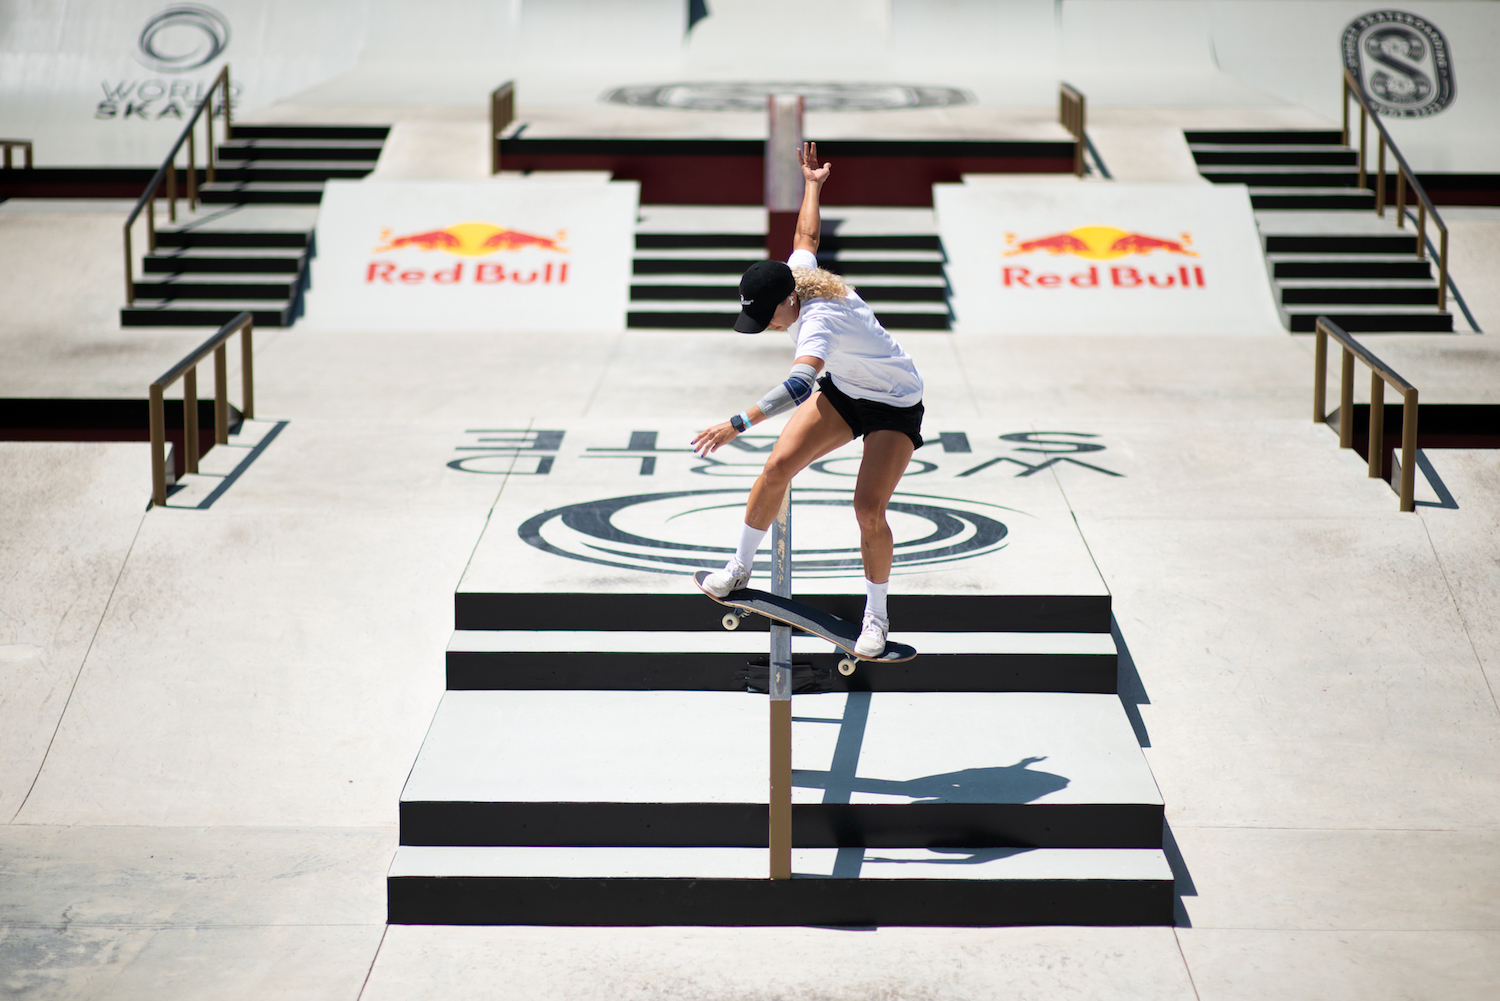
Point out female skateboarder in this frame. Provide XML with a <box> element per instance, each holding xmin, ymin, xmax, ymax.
<box><xmin>692</xmin><ymin>142</ymin><xmax>924</xmax><ymax>658</ymax></box>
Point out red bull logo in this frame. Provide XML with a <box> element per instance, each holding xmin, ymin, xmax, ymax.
<box><xmin>374</xmin><ymin>222</ymin><xmax>567</xmax><ymax>256</ymax></box>
<box><xmin>1002</xmin><ymin>225</ymin><xmax>1203</xmax><ymax>290</ymax></box>
<box><xmin>367</xmin><ymin>221</ymin><xmax>569</xmax><ymax>287</ymax></box>
<box><xmin>1004</xmin><ymin>226</ymin><xmax>1197</xmax><ymax>259</ymax></box>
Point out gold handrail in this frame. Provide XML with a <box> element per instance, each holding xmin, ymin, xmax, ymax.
<box><xmin>1341</xmin><ymin>69</ymin><xmax>1449</xmax><ymax>312</ymax></box>
<box><xmin>490</xmin><ymin>80</ymin><xmax>515</xmax><ymax>175</ymax></box>
<box><xmin>1059</xmin><ymin>83</ymin><xmax>1085</xmax><ymax>177</ymax></box>
<box><xmin>149</xmin><ymin>311</ymin><xmax>254</xmax><ymax>507</ymax></box>
<box><xmin>1</xmin><ymin>139</ymin><xmax>33</xmax><ymax>169</ymax></box>
<box><xmin>124</xmin><ymin>65</ymin><xmax>233</xmax><ymax>305</ymax></box>
<box><xmin>1313</xmin><ymin>315</ymin><xmax>1418</xmax><ymax>512</ymax></box>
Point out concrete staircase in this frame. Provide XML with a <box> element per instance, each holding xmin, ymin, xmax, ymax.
<box><xmin>628</xmin><ymin>208</ymin><xmax>952</xmax><ymax>331</ymax></box>
<box><xmin>1186</xmin><ymin>129</ymin><xmax>1453</xmax><ymax>333</ymax></box>
<box><xmin>120</xmin><ymin>125</ymin><xmax>388</xmax><ymax>327</ymax></box>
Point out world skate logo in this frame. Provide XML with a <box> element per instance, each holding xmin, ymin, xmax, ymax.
<box><xmin>1342</xmin><ymin>11</ymin><xmax>1455</xmax><ymax>118</ymax></box>
<box><xmin>135</xmin><ymin>4</ymin><xmax>230</xmax><ymax>73</ymax></box>
<box><xmin>518</xmin><ymin>488</ymin><xmax>1012</xmax><ymax>579</ymax></box>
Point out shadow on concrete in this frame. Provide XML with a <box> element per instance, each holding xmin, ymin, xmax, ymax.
<box><xmin>1113</xmin><ymin>615</ymin><xmax>1150</xmax><ymax>747</ymax></box>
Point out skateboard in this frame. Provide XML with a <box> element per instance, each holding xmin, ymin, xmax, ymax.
<box><xmin>694</xmin><ymin>570</ymin><xmax>918</xmax><ymax>676</ymax></box>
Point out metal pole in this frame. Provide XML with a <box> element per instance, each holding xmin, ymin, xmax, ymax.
<box><xmin>1358</xmin><ymin>109</ymin><xmax>1367</xmax><ymax>191</ymax></box>
<box><xmin>150</xmin><ymin>383</ymin><xmax>167</xmax><ymax>506</ymax></box>
<box><xmin>1341</xmin><ymin>77</ymin><xmax>1349</xmax><ymax>147</ymax></box>
<box><xmin>214</xmin><ymin>343</ymin><xmax>229</xmax><ymax>444</ymax></box>
<box><xmin>1376</xmin><ymin>134</ymin><xmax>1386</xmax><ymax>217</ymax></box>
<box><xmin>1313</xmin><ymin>322</ymin><xmax>1328</xmax><ymax>422</ymax></box>
<box><xmin>167</xmin><ymin>160</ymin><xmax>177</xmax><ymax>223</ymax></box>
<box><xmin>124</xmin><ymin>224</ymin><xmax>135</xmax><ymax>304</ymax></box>
<box><xmin>1395</xmin><ymin>169</ymin><xmax>1406</xmax><ymax>228</ymax></box>
<box><xmin>1399</xmin><ymin>388</ymin><xmax>1418</xmax><ymax>512</ymax></box>
<box><xmin>188</xmin><ymin>128</ymin><xmax>197</xmax><ymax>212</ymax></box>
<box><xmin>1368</xmin><ymin>371</ymin><xmax>1385</xmax><ymax>480</ymax></box>
<box><xmin>184</xmin><ymin>365</ymin><xmax>200</xmax><ymax>475</ymax></box>
<box><xmin>1338</xmin><ymin>347</ymin><xmax>1355</xmax><ymax>449</ymax></box>
<box><xmin>1417</xmin><ymin>201</ymin><xmax>1427</xmax><ymax>260</ymax></box>
<box><xmin>1437</xmin><ymin>227</ymin><xmax>1449</xmax><ymax>312</ymax></box>
<box><xmin>240</xmin><ymin>321</ymin><xmax>255</xmax><ymax>419</ymax></box>
<box><xmin>764</xmin><ymin>93</ymin><xmax>805</xmax><ymax>262</ymax></box>
<box><xmin>768</xmin><ymin>486</ymin><xmax>793</xmax><ymax>881</ymax></box>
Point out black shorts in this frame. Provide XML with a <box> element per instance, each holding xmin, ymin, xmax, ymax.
<box><xmin>818</xmin><ymin>375</ymin><xmax>924</xmax><ymax>450</ymax></box>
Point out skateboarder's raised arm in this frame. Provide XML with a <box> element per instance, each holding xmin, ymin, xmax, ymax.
<box><xmin>793</xmin><ymin>142</ymin><xmax>831</xmax><ymax>255</ymax></box>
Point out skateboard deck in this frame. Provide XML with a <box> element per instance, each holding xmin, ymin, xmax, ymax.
<box><xmin>694</xmin><ymin>571</ymin><xmax>918</xmax><ymax>668</ymax></box>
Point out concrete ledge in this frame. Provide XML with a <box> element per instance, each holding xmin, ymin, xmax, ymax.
<box><xmin>386</xmin><ymin>846</ymin><xmax>1175</xmax><ymax>926</ymax></box>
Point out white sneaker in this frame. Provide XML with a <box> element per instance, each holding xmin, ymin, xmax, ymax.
<box><xmin>853</xmin><ymin>613</ymin><xmax>889</xmax><ymax>658</ymax></box>
<box><xmin>700</xmin><ymin>558</ymin><xmax>751</xmax><ymax>597</ymax></box>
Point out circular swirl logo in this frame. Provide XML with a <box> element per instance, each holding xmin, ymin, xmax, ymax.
<box><xmin>517</xmin><ymin>488</ymin><xmax>1014</xmax><ymax>579</ymax></box>
<box><xmin>603</xmin><ymin>81</ymin><xmax>973</xmax><ymax>113</ymax></box>
<box><xmin>137</xmin><ymin>4</ymin><xmax>231</xmax><ymax>73</ymax></box>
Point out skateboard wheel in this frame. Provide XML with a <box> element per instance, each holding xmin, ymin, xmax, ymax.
<box><xmin>838</xmin><ymin>657</ymin><xmax>857</xmax><ymax>676</ymax></box>
<box><xmin>722</xmin><ymin>613</ymin><xmax>740</xmax><ymax>631</ymax></box>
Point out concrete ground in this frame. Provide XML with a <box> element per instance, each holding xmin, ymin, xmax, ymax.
<box><xmin>3</xmin><ymin>109</ymin><xmax>1500</xmax><ymax>999</ymax></box>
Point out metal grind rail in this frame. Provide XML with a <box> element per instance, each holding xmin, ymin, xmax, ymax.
<box><xmin>1</xmin><ymin>139</ymin><xmax>33</xmax><ymax>168</ymax></box>
<box><xmin>123</xmin><ymin>65</ymin><xmax>233</xmax><ymax>304</ymax></box>
<box><xmin>768</xmin><ymin>488</ymin><xmax>793</xmax><ymax>880</ymax></box>
<box><xmin>1341</xmin><ymin>68</ymin><xmax>1450</xmax><ymax>311</ymax></box>
<box><xmin>1313</xmin><ymin>315</ymin><xmax>1418</xmax><ymax>512</ymax></box>
<box><xmin>150</xmin><ymin>311</ymin><xmax>254</xmax><ymax>506</ymax></box>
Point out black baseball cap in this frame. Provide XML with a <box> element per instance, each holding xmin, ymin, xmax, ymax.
<box><xmin>733</xmin><ymin>260</ymin><xmax>795</xmax><ymax>333</ymax></box>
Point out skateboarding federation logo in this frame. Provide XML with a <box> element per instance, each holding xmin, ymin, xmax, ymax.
<box><xmin>135</xmin><ymin>4</ymin><xmax>230</xmax><ymax>73</ymax></box>
<box><xmin>518</xmin><ymin>488</ymin><xmax>1013</xmax><ymax>579</ymax></box>
<box><xmin>1343</xmin><ymin>11</ymin><xmax>1455</xmax><ymax>118</ymax></box>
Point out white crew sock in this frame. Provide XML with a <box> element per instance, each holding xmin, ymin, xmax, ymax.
<box><xmin>734</xmin><ymin>523</ymin><xmax>768</xmax><ymax>570</ymax></box>
<box><xmin>864</xmin><ymin>579</ymin><xmax>889</xmax><ymax>620</ymax></box>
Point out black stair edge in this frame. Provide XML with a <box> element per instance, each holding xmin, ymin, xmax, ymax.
<box><xmin>399</xmin><ymin>802</ymin><xmax>1165</xmax><ymax>850</ymax></box>
<box><xmin>200</xmin><ymin>188</ymin><xmax>325</xmax><ymax>205</ymax></box>
<box><xmin>628</xmin><ymin>311</ymin><xmax>737</xmax><ymax>328</ymax></box>
<box><xmin>1250</xmin><ymin>193</ymin><xmax>1375</xmax><ymax>209</ymax></box>
<box><xmin>213</xmin><ymin>167</ymin><xmax>375</xmax><ymax>181</ymax></box>
<box><xmin>1287</xmin><ymin>312</ymin><xmax>1453</xmax><ymax>333</ymax></box>
<box><xmin>446</xmin><ymin>650</ymin><xmax>1119</xmax><ymax>694</ymax></box>
<box><xmin>635</xmin><ymin>234</ymin><xmax>765</xmax><ymax>250</ymax></box>
<box><xmin>0</xmin><ymin>398</ymin><xmax>233</xmax><ymax>433</ymax></box>
<box><xmin>1204</xmin><ymin>173</ymin><xmax>1358</xmax><ymax>188</ymax></box>
<box><xmin>120</xmin><ymin>304</ymin><xmax>292</xmax><ymax>327</ymax></box>
<box><xmin>230</xmin><ymin>124</ymin><xmax>391</xmax><ymax>140</ymax></box>
<box><xmin>1281</xmin><ymin>289</ymin><xmax>1438</xmax><ymax>306</ymax></box>
<box><xmin>820</xmin><ymin>260</ymin><xmax>946</xmax><ymax>277</ymax></box>
<box><xmin>1264</xmin><ymin>235</ymin><xmax>1419</xmax><ymax>253</ymax></box>
<box><xmin>1183</xmin><ymin>130</ymin><xmax>1344</xmax><ymax>145</ymax></box>
<box><xmin>387</xmin><ymin>872</ymin><xmax>1176</xmax><ymax>927</ymax></box>
<box><xmin>1273</xmin><ymin>262</ymin><xmax>1432</xmax><ymax>279</ymax></box>
<box><xmin>1191</xmin><ymin>150</ymin><xmax>1357</xmax><ymax>166</ymax></box>
<box><xmin>879</xmin><ymin>312</ymin><xmax>952</xmax><ymax>330</ymax></box>
<box><xmin>634</xmin><ymin>259</ymin><xmax>759</xmax><ymax>274</ymax></box>
<box><xmin>133</xmin><ymin>282</ymin><xmax>294</xmax><ymax>300</ymax></box>
<box><xmin>155</xmin><ymin>231</ymin><xmax>310</xmax><ymax>249</ymax></box>
<box><xmin>1330</xmin><ymin>402</ymin><xmax>1500</xmax><ymax>440</ymax></box>
<box><xmin>142</xmin><ymin>258</ymin><xmax>304</xmax><ymax>274</ymax></box>
<box><xmin>454</xmin><ymin>592</ymin><xmax>1112</xmax><ymax>634</ymax></box>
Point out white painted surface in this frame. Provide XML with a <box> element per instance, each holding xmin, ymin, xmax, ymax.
<box><xmin>304</xmin><ymin>179</ymin><xmax>637</xmax><ymax>332</ymax></box>
<box><xmin>455</xmin><ymin>419</ymin><xmax>1110</xmax><ymax>598</ymax></box>
<box><xmin>400</xmin><ymin>690</ymin><xmax>1160</xmax><ymax>806</ymax></box>
<box><xmin>936</xmin><ymin>181</ymin><xmax>1284</xmax><ymax>335</ymax></box>
<box><xmin>390</xmin><ymin>844</ymin><xmax>1173</xmax><ymax>881</ymax></box>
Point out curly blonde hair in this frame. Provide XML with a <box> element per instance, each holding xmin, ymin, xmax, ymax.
<box><xmin>792</xmin><ymin>266</ymin><xmax>852</xmax><ymax>302</ymax></box>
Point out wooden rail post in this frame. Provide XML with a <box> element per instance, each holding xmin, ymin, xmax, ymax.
<box><xmin>183</xmin><ymin>365</ymin><xmax>199</xmax><ymax>475</ymax></box>
<box><xmin>768</xmin><ymin>487</ymin><xmax>793</xmax><ymax>881</ymax></box>
<box><xmin>213</xmin><ymin>343</ymin><xmax>229</xmax><ymax>444</ymax></box>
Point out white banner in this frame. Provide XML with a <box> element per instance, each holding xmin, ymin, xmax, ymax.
<box><xmin>935</xmin><ymin>181</ymin><xmax>1283</xmax><ymax>335</ymax></box>
<box><xmin>304</xmin><ymin>179</ymin><xmax>638</xmax><ymax>332</ymax></box>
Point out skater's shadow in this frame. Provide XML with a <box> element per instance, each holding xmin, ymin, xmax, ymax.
<box><xmin>794</xmin><ymin>756</ymin><xmax>1069</xmax><ymax>804</ymax></box>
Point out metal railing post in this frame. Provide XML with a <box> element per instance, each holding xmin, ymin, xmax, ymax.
<box><xmin>1437</xmin><ymin>227</ymin><xmax>1449</xmax><ymax>311</ymax></box>
<box><xmin>147</xmin><ymin>195</ymin><xmax>156</xmax><ymax>252</ymax></box>
<box><xmin>1395</xmin><ymin>168</ymin><xmax>1406</xmax><ymax>228</ymax></box>
<box><xmin>150</xmin><ymin>383</ymin><xmax>167</xmax><ymax>506</ymax></box>
<box><xmin>167</xmin><ymin>159</ymin><xmax>177</xmax><ymax>223</ymax></box>
<box><xmin>213</xmin><ymin>343</ymin><xmax>229</xmax><ymax>444</ymax></box>
<box><xmin>222</xmin><ymin>66</ymin><xmax>233</xmax><ymax>141</ymax></box>
<box><xmin>1338</xmin><ymin>347</ymin><xmax>1355</xmax><ymax>449</ymax></box>
<box><xmin>183</xmin><ymin>365</ymin><xmax>200</xmax><ymax>475</ymax></box>
<box><xmin>768</xmin><ymin>487</ymin><xmax>793</xmax><ymax>881</ymax></box>
<box><xmin>1341</xmin><ymin>77</ymin><xmax>1349</xmax><ymax>147</ymax></box>
<box><xmin>1416</xmin><ymin>201</ymin><xmax>1427</xmax><ymax>260</ymax></box>
<box><xmin>124</xmin><ymin>225</ymin><xmax>135</xmax><ymax>304</ymax></box>
<box><xmin>1367</xmin><ymin>371</ymin><xmax>1385</xmax><ymax>479</ymax></box>
<box><xmin>1358</xmin><ymin>107</ymin><xmax>1367</xmax><ymax>190</ymax></box>
<box><xmin>1313</xmin><ymin>321</ymin><xmax>1328</xmax><ymax>422</ymax></box>
<box><xmin>187</xmin><ymin>127</ymin><xmax>197</xmax><ymax>212</ymax></box>
<box><xmin>1376</xmin><ymin>134</ymin><xmax>1386</xmax><ymax>217</ymax></box>
<box><xmin>241</xmin><ymin>321</ymin><xmax>255</xmax><ymax>419</ymax></box>
<box><xmin>1399</xmin><ymin>389</ymin><xmax>1418</xmax><ymax>512</ymax></box>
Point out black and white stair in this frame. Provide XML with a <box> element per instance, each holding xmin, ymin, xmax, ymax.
<box><xmin>122</xmin><ymin>124</ymin><xmax>389</xmax><ymax>327</ymax></box>
<box><xmin>390</xmin><ymin>587</ymin><xmax>1172</xmax><ymax>927</ymax></box>
<box><xmin>1186</xmin><ymin>129</ymin><xmax>1453</xmax><ymax>333</ymax></box>
<box><xmin>628</xmin><ymin>209</ymin><xmax>952</xmax><ymax>332</ymax></box>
